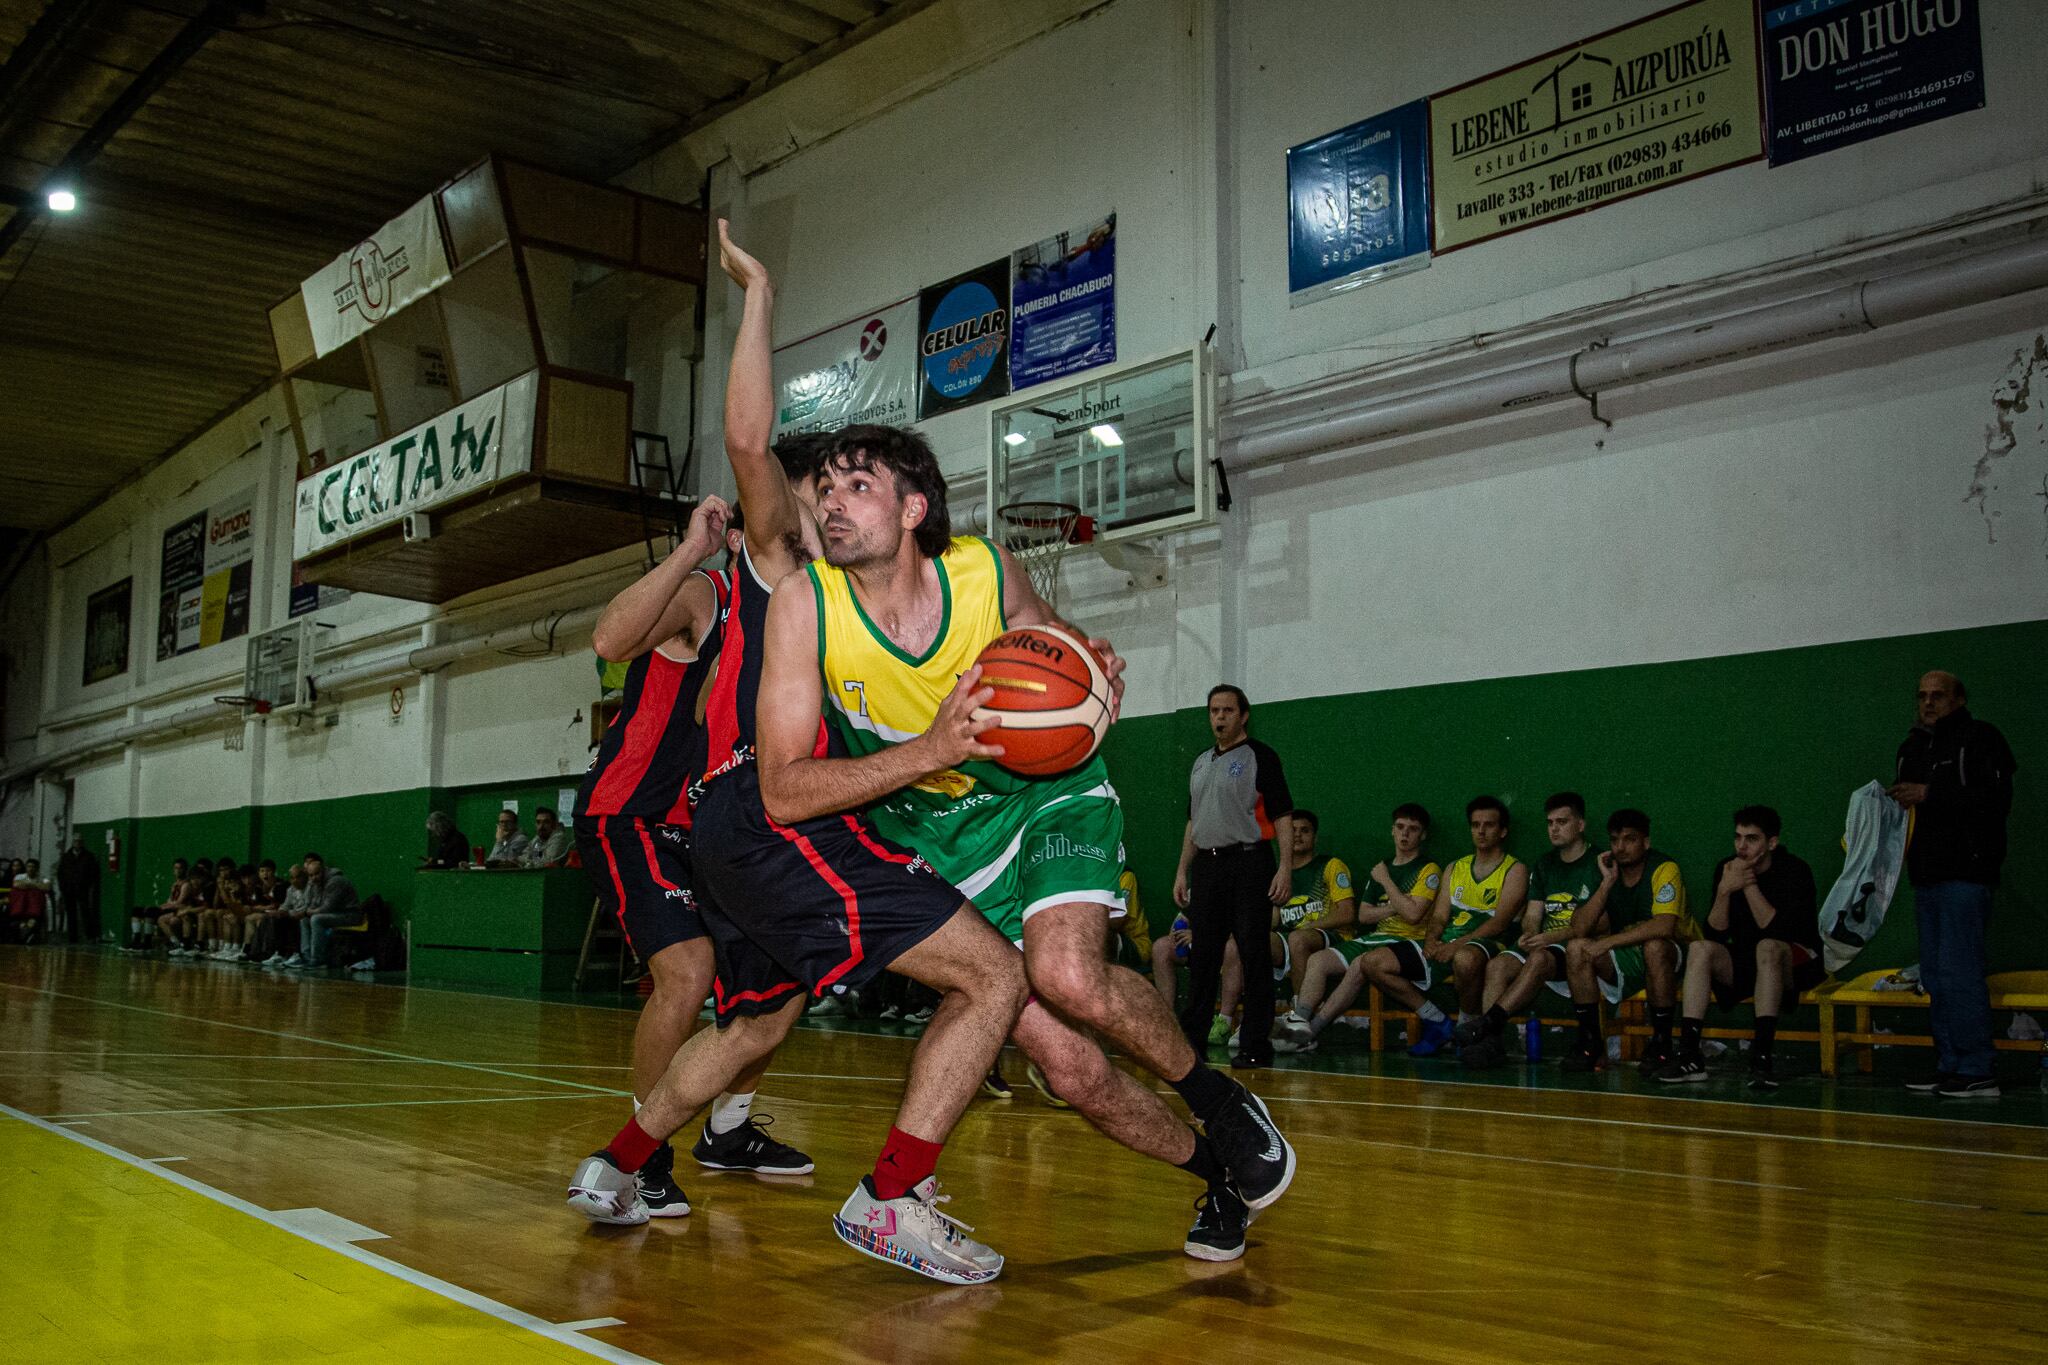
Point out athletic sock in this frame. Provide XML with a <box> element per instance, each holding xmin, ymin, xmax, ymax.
<box><xmin>873</xmin><ymin>1126</ymin><xmax>943</xmax><ymax>1201</ymax></box>
<box><xmin>1176</xmin><ymin>1131</ymin><xmax>1228</xmax><ymax>1187</ymax></box>
<box><xmin>1482</xmin><ymin>1005</ymin><xmax>1510</xmax><ymax>1038</ymax></box>
<box><xmin>1417</xmin><ymin>999</ymin><xmax>1447</xmax><ymax>1024</ymax></box>
<box><xmin>603</xmin><ymin>1116</ymin><xmax>662</xmax><ymax>1173</ymax></box>
<box><xmin>1572</xmin><ymin>1004</ymin><xmax>1601</xmax><ymax>1053</ymax></box>
<box><xmin>1680</xmin><ymin>1018</ymin><xmax>1705</xmax><ymax>1059</ymax></box>
<box><xmin>1753</xmin><ymin>1015</ymin><xmax>1778</xmax><ymax>1062</ymax></box>
<box><xmin>1649</xmin><ymin>1006</ymin><xmax>1675</xmax><ymax>1050</ymax></box>
<box><xmin>1166</xmin><ymin>1060</ymin><xmax>1235</xmax><ymax>1123</ymax></box>
<box><xmin>708</xmin><ymin>1091</ymin><xmax>755</xmax><ymax>1135</ymax></box>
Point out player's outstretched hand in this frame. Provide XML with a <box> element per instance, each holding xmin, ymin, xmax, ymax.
<box><xmin>682</xmin><ymin>495</ymin><xmax>731</xmax><ymax>555</ymax></box>
<box><xmin>921</xmin><ymin>665</ymin><xmax>1003</xmax><ymax>768</ymax></box>
<box><xmin>717</xmin><ymin>219</ymin><xmax>771</xmax><ymax>292</ymax></box>
<box><xmin>1086</xmin><ymin>635</ymin><xmax>1127</xmax><ymax>717</ymax></box>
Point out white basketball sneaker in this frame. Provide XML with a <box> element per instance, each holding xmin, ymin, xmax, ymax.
<box><xmin>832</xmin><ymin>1176</ymin><xmax>1003</xmax><ymax>1284</ymax></box>
<box><xmin>566</xmin><ymin>1152</ymin><xmax>650</xmax><ymax>1226</ymax></box>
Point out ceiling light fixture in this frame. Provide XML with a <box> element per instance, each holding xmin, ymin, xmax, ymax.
<box><xmin>47</xmin><ymin>189</ymin><xmax>78</xmax><ymax>213</ymax></box>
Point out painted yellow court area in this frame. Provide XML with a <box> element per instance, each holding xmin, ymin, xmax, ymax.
<box><xmin>0</xmin><ymin>1113</ymin><xmax>626</xmax><ymax>1364</ymax></box>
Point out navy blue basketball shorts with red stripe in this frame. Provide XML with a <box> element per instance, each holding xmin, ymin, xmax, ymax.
<box><xmin>575</xmin><ymin>816</ymin><xmax>704</xmax><ymax>959</ymax></box>
<box><xmin>689</xmin><ymin>764</ymin><xmax>964</xmax><ymax>1025</ymax></box>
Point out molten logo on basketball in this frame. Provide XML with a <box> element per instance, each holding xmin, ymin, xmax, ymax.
<box><xmin>989</xmin><ymin>630</ymin><xmax>1066</xmax><ymax>665</ymax></box>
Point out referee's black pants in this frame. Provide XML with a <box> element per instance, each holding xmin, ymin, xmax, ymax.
<box><xmin>1179</xmin><ymin>842</ymin><xmax>1276</xmax><ymax>1058</ymax></box>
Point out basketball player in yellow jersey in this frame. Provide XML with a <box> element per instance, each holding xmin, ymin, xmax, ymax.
<box><xmin>756</xmin><ymin>425</ymin><xmax>1297</xmax><ymax>1262</ymax></box>
<box><xmin>1418</xmin><ymin>795</ymin><xmax>1528</xmax><ymax>1047</ymax></box>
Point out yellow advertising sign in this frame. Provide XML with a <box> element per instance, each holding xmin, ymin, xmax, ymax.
<box><xmin>1430</xmin><ymin>0</ymin><xmax>1763</xmax><ymax>252</ymax></box>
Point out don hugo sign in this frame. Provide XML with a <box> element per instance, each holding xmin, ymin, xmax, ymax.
<box><xmin>294</xmin><ymin>371</ymin><xmax>539</xmax><ymax>558</ymax></box>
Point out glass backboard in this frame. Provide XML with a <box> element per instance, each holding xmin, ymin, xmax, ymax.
<box><xmin>988</xmin><ymin>347</ymin><xmax>1213</xmax><ymax>544</ymax></box>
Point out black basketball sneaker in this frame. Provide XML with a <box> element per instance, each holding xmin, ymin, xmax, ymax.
<box><xmin>691</xmin><ymin>1115</ymin><xmax>815</xmax><ymax>1175</ymax></box>
<box><xmin>1201</xmin><ymin>1081</ymin><xmax>1295</xmax><ymax>1211</ymax></box>
<box><xmin>636</xmin><ymin>1141</ymin><xmax>692</xmax><ymax>1217</ymax></box>
<box><xmin>1183</xmin><ymin>1183</ymin><xmax>1249</xmax><ymax>1262</ymax></box>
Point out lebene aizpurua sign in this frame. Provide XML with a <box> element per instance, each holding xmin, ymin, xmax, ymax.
<box><xmin>293</xmin><ymin>370</ymin><xmax>538</xmax><ymax>558</ymax></box>
<box><xmin>1429</xmin><ymin>0</ymin><xmax>1763</xmax><ymax>252</ymax></box>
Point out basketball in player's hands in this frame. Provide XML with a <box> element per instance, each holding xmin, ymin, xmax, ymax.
<box><xmin>970</xmin><ymin>625</ymin><xmax>1115</xmax><ymax>777</ymax></box>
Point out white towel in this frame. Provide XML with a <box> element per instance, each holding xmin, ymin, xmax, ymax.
<box><xmin>1819</xmin><ymin>781</ymin><xmax>1910</xmax><ymax>975</ymax></box>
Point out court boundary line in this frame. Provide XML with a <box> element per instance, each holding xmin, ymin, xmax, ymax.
<box><xmin>9</xmin><ymin>979</ymin><xmax>2039</xmax><ymax>1156</ymax></box>
<box><xmin>17</xmin><ymin>960</ymin><xmax>2042</xmax><ymax>1133</ymax></box>
<box><xmin>42</xmin><ymin>1091</ymin><xmax>615</xmax><ymax>1121</ymax></box>
<box><xmin>0</xmin><ymin>982</ymin><xmax>626</xmax><ymax>1096</ymax></box>
<box><xmin>0</xmin><ymin>1101</ymin><xmax>657</xmax><ymax>1364</ymax></box>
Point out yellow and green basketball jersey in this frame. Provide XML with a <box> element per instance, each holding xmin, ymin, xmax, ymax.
<box><xmin>1279</xmin><ymin>856</ymin><xmax>1353</xmax><ymax>930</ymax></box>
<box><xmin>1441</xmin><ymin>852</ymin><xmax>1519</xmax><ymax>941</ymax></box>
<box><xmin>809</xmin><ymin>535</ymin><xmax>1118</xmax><ymax>935</ymax></box>
<box><xmin>1605</xmin><ymin>852</ymin><xmax>1696</xmax><ymax>940</ymax></box>
<box><xmin>1358</xmin><ymin>854</ymin><xmax>1441</xmax><ymax>941</ymax></box>
<box><xmin>1528</xmin><ymin>846</ymin><xmax>1603</xmax><ymax>935</ymax></box>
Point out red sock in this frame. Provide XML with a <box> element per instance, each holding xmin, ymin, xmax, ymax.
<box><xmin>871</xmin><ymin>1126</ymin><xmax>943</xmax><ymax>1201</ymax></box>
<box><xmin>604</xmin><ymin>1116</ymin><xmax>661</xmax><ymax>1172</ymax></box>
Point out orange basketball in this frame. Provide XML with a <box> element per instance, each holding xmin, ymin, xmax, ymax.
<box><xmin>971</xmin><ymin>624</ymin><xmax>1114</xmax><ymax>777</ymax></box>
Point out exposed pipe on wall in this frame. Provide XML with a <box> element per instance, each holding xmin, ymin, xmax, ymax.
<box><xmin>0</xmin><ymin>600</ymin><xmax>610</xmax><ymax>784</ymax></box>
<box><xmin>1224</xmin><ymin>232</ymin><xmax>2048</xmax><ymax>469</ymax></box>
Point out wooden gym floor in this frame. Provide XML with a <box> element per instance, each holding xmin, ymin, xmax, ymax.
<box><xmin>2</xmin><ymin>947</ymin><xmax>2044</xmax><ymax>1363</ymax></box>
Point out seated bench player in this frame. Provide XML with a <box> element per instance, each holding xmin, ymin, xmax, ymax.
<box><xmin>1560</xmin><ymin>808</ymin><xmax>1693</xmax><ymax>1072</ymax></box>
<box><xmin>1658</xmin><ymin>805</ymin><xmax>1820</xmax><ymax>1091</ymax></box>
<box><xmin>1274</xmin><ymin>803</ymin><xmax>1440</xmax><ymax>1055</ymax></box>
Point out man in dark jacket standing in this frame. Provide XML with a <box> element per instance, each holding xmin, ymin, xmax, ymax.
<box><xmin>1890</xmin><ymin>671</ymin><xmax>2017</xmax><ymax>1099</ymax></box>
<box><xmin>57</xmin><ymin>835</ymin><xmax>101</xmax><ymax>944</ymax></box>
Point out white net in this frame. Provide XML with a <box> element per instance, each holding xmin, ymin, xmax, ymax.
<box><xmin>997</xmin><ymin>502</ymin><xmax>1083</xmax><ymax>610</ymax></box>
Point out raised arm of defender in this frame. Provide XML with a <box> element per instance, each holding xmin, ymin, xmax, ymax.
<box><xmin>590</xmin><ymin>496</ymin><xmax>730</xmax><ymax>662</ymax></box>
<box><xmin>756</xmin><ymin>579</ymin><xmax>1003</xmax><ymax>825</ymax></box>
<box><xmin>717</xmin><ymin>221</ymin><xmax>814</xmax><ymax>580</ymax></box>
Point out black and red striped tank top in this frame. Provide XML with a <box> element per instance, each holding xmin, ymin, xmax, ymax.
<box><xmin>697</xmin><ymin>541</ymin><xmax>829</xmax><ymax>794</ymax></box>
<box><xmin>576</xmin><ymin>568</ymin><xmax>730</xmax><ymax>828</ymax></box>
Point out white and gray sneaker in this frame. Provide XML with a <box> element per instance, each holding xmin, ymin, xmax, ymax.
<box><xmin>1272</xmin><ymin>1023</ymin><xmax>1318</xmax><ymax>1055</ymax></box>
<box><xmin>567</xmin><ymin>1151</ymin><xmax>651</xmax><ymax>1226</ymax></box>
<box><xmin>832</xmin><ymin>1175</ymin><xmax>1003</xmax><ymax>1285</ymax></box>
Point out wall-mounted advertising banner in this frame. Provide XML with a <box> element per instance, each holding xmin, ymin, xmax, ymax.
<box><xmin>294</xmin><ymin>370</ymin><xmax>538</xmax><ymax>559</ymax></box>
<box><xmin>1010</xmin><ymin>214</ymin><xmax>1117</xmax><ymax>389</ymax></box>
<box><xmin>772</xmin><ymin>298</ymin><xmax>917</xmax><ymax>441</ymax></box>
<box><xmin>84</xmin><ymin>578</ymin><xmax>131</xmax><ymax>685</ymax></box>
<box><xmin>300</xmin><ymin>194</ymin><xmax>453</xmax><ymax>359</ymax></box>
<box><xmin>1288</xmin><ymin>101</ymin><xmax>1432</xmax><ymax>305</ymax></box>
<box><xmin>156</xmin><ymin>489</ymin><xmax>254</xmax><ymax>661</ymax></box>
<box><xmin>1429</xmin><ymin>0</ymin><xmax>1764</xmax><ymax>253</ymax></box>
<box><xmin>917</xmin><ymin>259</ymin><xmax>1012</xmax><ymax>420</ymax></box>
<box><xmin>1762</xmin><ymin>0</ymin><xmax>1982</xmax><ymax>166</ymax></box>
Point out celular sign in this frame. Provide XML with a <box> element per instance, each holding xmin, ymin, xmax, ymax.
<box><xmin>917</xmin><ymin>259</ymin><xmax>1012</xmax><ymax>419</ymax></box>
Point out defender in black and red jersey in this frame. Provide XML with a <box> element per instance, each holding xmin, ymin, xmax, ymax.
<box><xmin>572</xmin><ymin>492</ymin><xmax>812</xmax><ymax>1217</ymax></box>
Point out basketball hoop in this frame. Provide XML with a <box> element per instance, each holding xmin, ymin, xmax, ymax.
<box><xmin>213</xmin><ymin>694</ymin><xmax>271</xmax><ymax>752</ymax></box>
<box><xmin>997</xmin><ymin>501</ymin><xmax>1093</xmax><ymax>610</ymax></box>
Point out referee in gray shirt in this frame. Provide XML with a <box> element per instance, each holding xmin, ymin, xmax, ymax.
<box><xmin>1174</xmin><ymin>684</ymin><xmax>1296</xmax><ymax>1066</ymax></box>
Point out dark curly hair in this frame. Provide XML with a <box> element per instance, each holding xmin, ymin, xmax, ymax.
<box><xmin>824</xmin><ymin>424</ymin><xmax>951</xmax><ymax>559</ymax></box>
<box><xmin>771</xmin><ymin>430</ymin><xmax>834</xmax><ymax>483</ymax></box>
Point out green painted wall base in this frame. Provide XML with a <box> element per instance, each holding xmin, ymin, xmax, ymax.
<box><xmin>1099</xmin><ymin>618</ymin><xmax>2047</xmax><ymax>973</ymax></box>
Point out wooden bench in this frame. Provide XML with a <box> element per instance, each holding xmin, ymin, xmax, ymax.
<box><xmin>1805</xmin><ymin>969</ymin><xmax>2048</xmax><ymax>1077</ymax></box>
<box><xmin>1359</xmin><ymin>971</ymin><xmax>2048</xmax><ymax>1077</ymax></box>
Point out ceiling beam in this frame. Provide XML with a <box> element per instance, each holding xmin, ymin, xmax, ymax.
<box><xmin>0</xmin><ymin>0</ymin><xmax>113</xmax><ymax>124</ymax></box>
<box><xmin>0</xmin><ymin>0</ymin><xmax>253</xmax><ymax>264</ymax></box>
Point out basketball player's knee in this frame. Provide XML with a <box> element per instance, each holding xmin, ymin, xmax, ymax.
<box><xmin>1564</xmin><ymin>939</ymin><xmax>1594</xmax><ymax>968</ymax></box>
<box><xmin>1027</xmin><ymin>950</ymin><xmax>1108</xmax><ymax>1024</ymax></box>
<box><xmin>1754</xmin><ymin>939</ymin><xmax>1789</xmax><ymax>968</ymax></box>
<box><xmin>1645</xmin><ymin>939</ymin><xmax>1677</xmax><ymax>971</ymax></box>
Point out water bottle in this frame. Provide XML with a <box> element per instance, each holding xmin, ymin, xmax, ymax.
<box><xmin>1525</xmin><ymin>1014</ymin><xmax>1542</xmax><ymax>1062</ymax></box>
<box><xmin>1171</xmin><ymin>913</ymin><xmax>1190</xmax><ymax>961</ymax></box>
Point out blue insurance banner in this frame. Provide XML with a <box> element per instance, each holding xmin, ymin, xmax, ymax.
<box><xmin>1287</xmin><ymin>98</ymin><xmax>1431</xmax><ymax>304</ymax></box>
<box><xmin>1763</xmin><ymin>0</ymin><xmax>1983</xmax><ymax>166</ymax></box>
<box><xmin>1009</xmin><ymin>213</ymin><xmax>1117</xmax><ymax>390</ymax></box>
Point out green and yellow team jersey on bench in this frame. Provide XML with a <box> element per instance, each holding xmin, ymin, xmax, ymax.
<box><xmin>810</xmin><ymin>535</ymin><xmax>1124</xmax><ymax>943</ymax></box>
<box><xmin>1440</xmin><ymin>852</ymin><xmax>1519</xmax><ymax>943</ymax></box>
<box><xmin>1527</xmin><ymin>846</ymin><xmax>1604</xmax><ymax>935</ymax></box>
<box><xmin>1280</xmin><ymin>855</ymin><xmax>1354</xmax><ymax>931</ymax></box>
<box><xmin>1352</xmin><ymin>854</ymin><xmax>1441</xmax><ymax>942</ymax></box>
<box><xmin>1603</xmin><ymin>852</ymin><xmax>1694</xmax><ymax>939</ymax></box>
